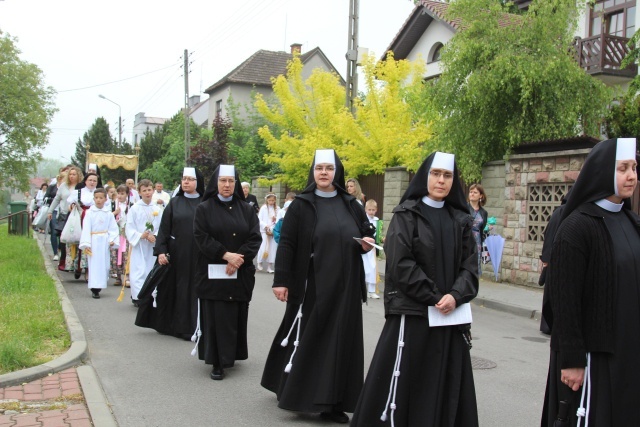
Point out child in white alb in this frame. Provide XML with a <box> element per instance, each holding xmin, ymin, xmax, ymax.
<box><xmin>126</xmin><ymin>179</ymin><xmax>162</xmax><ymax>306</ymax></box>
<box><xmin>79</xmin><ymin>188</ymin><xmax>119</xmax><ymax>299</ymax></box>
<box><xmin>363</xmin><ymin>199</ymin><xmax>380</xmax><ymax>299</ymax></box>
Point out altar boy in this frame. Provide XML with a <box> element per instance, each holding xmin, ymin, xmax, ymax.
<box><xmin>79</xmin><ymin>188</ymin><xmax>119</xmax><ymax>299</ymax></box>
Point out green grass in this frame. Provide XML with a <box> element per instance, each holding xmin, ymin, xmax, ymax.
<box><xmin>0</xmin><ymin>223</ymin><xmax>69</xmax><ymax>374</ymax></box>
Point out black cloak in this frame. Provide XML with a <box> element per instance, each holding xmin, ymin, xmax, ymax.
<box><xmin>261</xmin><ymin>150</ymin><xmax>374</xmax><ymax>414</ymax></box>
<box><xmin>138</xmin><ymin>168</ymin><xmax>205</xmax><ymax>339</ymax></box>
<box><xmin>193</xmin><ymin>165</ymin><xmax>262</xmax><ymax>368</ymax></box>
<box><xmin>542</xmin><ymin>137</ymin><xmax>640</xmax><ymax>426</ymax></box>
<box><xmin>134</xmin><ymin>262</ymin><xmax>175</xmax><ymax>334</ymax></box>
<box><xmin>351</xmin><ymin>152</ymin><xmax>479</xmax><ymax>427</ymax></box>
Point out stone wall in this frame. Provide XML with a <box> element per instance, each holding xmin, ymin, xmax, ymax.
<box><xmin>479</xmin><ymin>160</ymin><xmax>505</xmax><ymax>281</ymax></box>
<box><xmin>382</xmin><ymin>167</ymin><xmax>411</xmax><ymax>237</ymax></box>
<box><xmin>496</xmin><ymin>149</ymin><xmax>589</xmax><ymax>287</ymax></box>
<box><xmin>251</xmin><ymin>177</ymin><xmax>288</xmax><ymax>208</ymax></box>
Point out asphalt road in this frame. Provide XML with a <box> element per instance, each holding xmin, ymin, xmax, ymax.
<box><xmin>57</xmin><ymin>268</ymin><xmax>550</xmax><ymax>426</ymax></box>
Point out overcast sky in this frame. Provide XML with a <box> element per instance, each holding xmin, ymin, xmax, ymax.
<box><xmin>1</xmin><ymin>0</ymin><xmax>415</xmax><ymax>164</ymax></box>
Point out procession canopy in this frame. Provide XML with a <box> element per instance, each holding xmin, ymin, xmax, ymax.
<box><xmin>88</xmin><ymin>153</ymin><xmax>138</xmax><ymax>171</ymax></box>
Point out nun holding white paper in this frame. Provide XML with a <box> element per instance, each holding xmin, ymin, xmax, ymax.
<box><xmin>352</xmin><ymin>152</ymin><xmax>479</xmax><ymax>427</ymax></box>
<box><xmin>192</xmin><ymin>164</ymin><xmax>262</xmax><ymax>381</ymax></box>
<box><xmin>541</xmin><ymin>138</ymin><xmax>640</xmax><ymax>426</ymax></box>
<box><xmin>261</xmin><ymin>149</ymin><xmax>375</xmax><ymax>424</ymax></box>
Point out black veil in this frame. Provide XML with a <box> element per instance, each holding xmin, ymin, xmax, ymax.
<box><xmin>400</xmin><ymin>152</ymin><xmax>467</xmax><ymax>212</ymax></box>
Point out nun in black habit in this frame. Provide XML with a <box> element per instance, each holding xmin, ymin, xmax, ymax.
<box><xmin>192</xmin><ymin>164</ymin><xmax>262</xmax><ymax>380</ymax></box>
<box><xmin>138</xmin><ymin>167</ymin><xmax>205</xmax><ymax>339</ymax></box>
<box><xmin>261</xmin><ymin>149</ymin><xmax>376</xmax><ymax>424</ymax></box>
<box><xmin>351</xmin><ymin>152</ymin><xmax>479</xmax><ymax>427</ymax></box>
<box><xmin>541</xmin><ymin>137</ymin><xmax>640</xmax><ymax>426</ymax></box>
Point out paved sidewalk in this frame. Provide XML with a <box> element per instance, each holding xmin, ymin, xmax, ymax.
<box><xmin>0</xmin><ymin>368</ymin><xmax>91</xmax><ymax>427</ymax></box>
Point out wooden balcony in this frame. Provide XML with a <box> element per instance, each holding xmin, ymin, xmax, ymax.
<box><xmin>574</xmin><ymin>33</ymin><xmax>637</xmax><ymax>81</ymax></box>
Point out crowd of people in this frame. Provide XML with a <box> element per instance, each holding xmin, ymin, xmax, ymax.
<box><xmin>24</xmin><ymin>138</ymin><xmax>638</xmax><ymax>426</ymax></box>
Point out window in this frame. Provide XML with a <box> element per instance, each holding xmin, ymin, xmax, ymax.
<box><xmin>429</xmin><ymin>43</ymin><xmax>444</xmax><ymax>63</ymax></box>
<box><xmin>590</xmin><ymin>0</ymin><xmax>636</xmax><ymax>37</ymax></box>
<box><xmin>215</xmin><ymin>100</ymin><xmax>222</xmax><ymax>118</ymax></box>
<box><xmin>527</xmin><ymin>183</ymin><xmax>572</xmax><ymax>242</ymax></box>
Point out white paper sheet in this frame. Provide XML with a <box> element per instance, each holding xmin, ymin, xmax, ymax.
<box><xmin>427</xmin><ymin>303</ymin><xmax>472</xmax><ymax>327</ymax></box>
<box><xmin>208</xmin><ymin>264</ymin><xmax>237</xmax><ymax>279</ymax></box>
<box><xmin>353</xmin><ymin>237</ymin><xmax>383</xmax><ymax>251</ymax></box>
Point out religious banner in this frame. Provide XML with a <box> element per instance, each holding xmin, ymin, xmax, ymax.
<box><xmin>88</xmin><ymin>153</ymin><xmax>138</xmax><ymax>171</ymax></box>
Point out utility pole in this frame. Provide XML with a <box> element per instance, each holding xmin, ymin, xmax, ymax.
<box><xmin>183</xmin><ymin>49</ymin><xmax>191</xmax><ymax>165</ymax></box>
<box><xmin>346</xmin><ymin>0</ymin><xmax>359</xmax><ymax>115</ymax></box>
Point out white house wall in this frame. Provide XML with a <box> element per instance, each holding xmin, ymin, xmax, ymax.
<box><xmin>207</xmin><ymin>84</ymin><xmax>273</xmax><ymax>125</ymax></box>
<box><xmin>302</xmin><ymin>55</ymin><xmax>341</xmax><ymax>81</ymax></box>
<box><xmin>406</xmin><ymin>20</ymin><xmax>455</xmax><ymax>79</ymax></box>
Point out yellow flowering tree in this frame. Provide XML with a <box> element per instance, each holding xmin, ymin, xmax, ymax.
<box><xmin>343</xmin><ymin>52</ymin><xmax>432</xmax><ymax>176</ymax></box>
<box><xmin>256</xmin><ymin>53</ymin><xmax>433</xmax><ymax>189</ymax></box>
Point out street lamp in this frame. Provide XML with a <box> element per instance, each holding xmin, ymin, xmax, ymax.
<box><xmin>98</xmin><ymin>94</ymin><xmax>122</xmax><ymax>144</ymax></box>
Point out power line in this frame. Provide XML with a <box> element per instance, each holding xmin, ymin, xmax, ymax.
<box><xmin>57</xmin><ymin>63</ymin><xmax>179</xmax><ymax>93</ymax></box>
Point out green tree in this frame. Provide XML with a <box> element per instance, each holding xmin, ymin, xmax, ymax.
<box><xmin>139</xmin><ymin>124</ymin><xmax>168</xmax><ymax>171</ymax></box>
<box><xmin>605</xmin><ymin>30</ymin><xmax>640</xmax><ymax>139</ymax></box>
<box><xmin>604</xmin><ymin>91</ymin><xmax>640</xmax><ymax>139</ymax></box>
<box><xmin>70</xmin><ymin>117</ymin><xmax>136</xmax><ymax>185</ymax></box>
<box><xmin>140</xmin><ymin>113</ymin><xmax>197</xmax><ymax>188</ymax></box>
<box><xmin>427</xmin><ymin>0</ymin><xmax>611</xmax><ymax>181</ymax></box>
<box><xmin>0</xmin><ymin>31</ymin><xmax>57</xmax><ymax>191</ymax></box>
<box><xmin>71</xmin><ymin>117</ymin><xmax>113</xmax><ymax>169</ymax></box>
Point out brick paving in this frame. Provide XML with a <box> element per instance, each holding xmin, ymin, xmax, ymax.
<box><xmin>0</xmin><ymin>368</ymin><xmax>92</xmax><ymax>427</ymax></box>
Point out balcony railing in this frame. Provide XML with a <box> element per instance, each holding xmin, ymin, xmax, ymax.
<box><xmin>574</xmin><ymin>33</ymin><xmax>637</xmax><ymax>78</ymax></box>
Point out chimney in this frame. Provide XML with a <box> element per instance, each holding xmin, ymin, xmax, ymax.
<box><xmin>188</xmin><ymin>95</ymin><xmax>201</xmax><ymax>108</ymax></box>
<box><xmin>290</xmin><ymin>43</ymin><xmax>302</xmax><ymax>55</ymax></box>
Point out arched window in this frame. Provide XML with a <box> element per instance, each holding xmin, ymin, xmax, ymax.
<box><xmin>430</xmin><ymin>43</ymin><xmax>444</xmax><ymax>63</ymax></box>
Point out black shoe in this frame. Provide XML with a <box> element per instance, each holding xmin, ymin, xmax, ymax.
<box><xmin>132</xmin><ymin>299</ymin><xmax>139</xmax><ymax>307</ymax></box>
<box><xmin>320</xmin><ymin>410</ymin><xmax>349</xmax><ymax>424</ymax></box>
<box><xmin>91</xmin><ymin>291</ymin><xmax>100</xmax><ymax>299</ymax></box>
<box><xmin>74</xmin><ymin>269</ymin><xmax>81</xmax><ymax>279</ymax></box>
<box><xmin>210</xmin><ymin>367</ymin><xmax>225</xmax><ymax>380</ymax></box>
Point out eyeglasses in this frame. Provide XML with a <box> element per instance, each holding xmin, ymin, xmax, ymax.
<box><xmin>314</xmin><ymin>165</ymin><xmax>335</xmax><ymax>172</ymax></box>
<box><xmin>429</xmin><ymin>170</ymin><xmax>454</xmax><ymax>180</ymax></box>
<box><xmin>181</xmin><ymin>177</ymin><xmax>196</xmax><ymax>182</ymax></box>
<box><xmin>218</xmin><ymin>178</ymin><xmax>236</xmax><ymax>184</ymax></box>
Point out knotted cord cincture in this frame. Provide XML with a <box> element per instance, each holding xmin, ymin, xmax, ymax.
<box><xmin>190</xmin><ymin>299</ymin><xmax>202</xmax><ymax>357</ymax></box>
<box><xmin>280</xmin><ymin>279</ymin><xmax>308</xmax><ymax>373</ymax></box>
<box><xmin>380</xmin><ymin>314</ymin><xmax>406</xmax><ymax>426</ymax></box>
<box><xmin>576</xmin><ymin>352</ymin><xmax>592</xmax><ymax>427</ymax></box>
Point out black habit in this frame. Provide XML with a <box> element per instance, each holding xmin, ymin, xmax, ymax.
<box><xmin>152</xmin><ymin>194</ymin><xmax>202</xmax><ymax>339</ymax></box>
<box><xmin>351</xmin><ymin>152</ymin><xmax>479</xmax><ymax>427</ymax></box>
<box><xmin>261</xmin><ymin>152</ymin><xmax>375</xmax><ymax>414</ymax></box>
<box><xmin>193</xmin><ymin>167</ymin><xmax>261</xmax><ymax>369</ymax></box>
<box><xmin>541</xmin><ymin>138</ymin><xmax>640</xmax><ymax>426</ymax></box>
